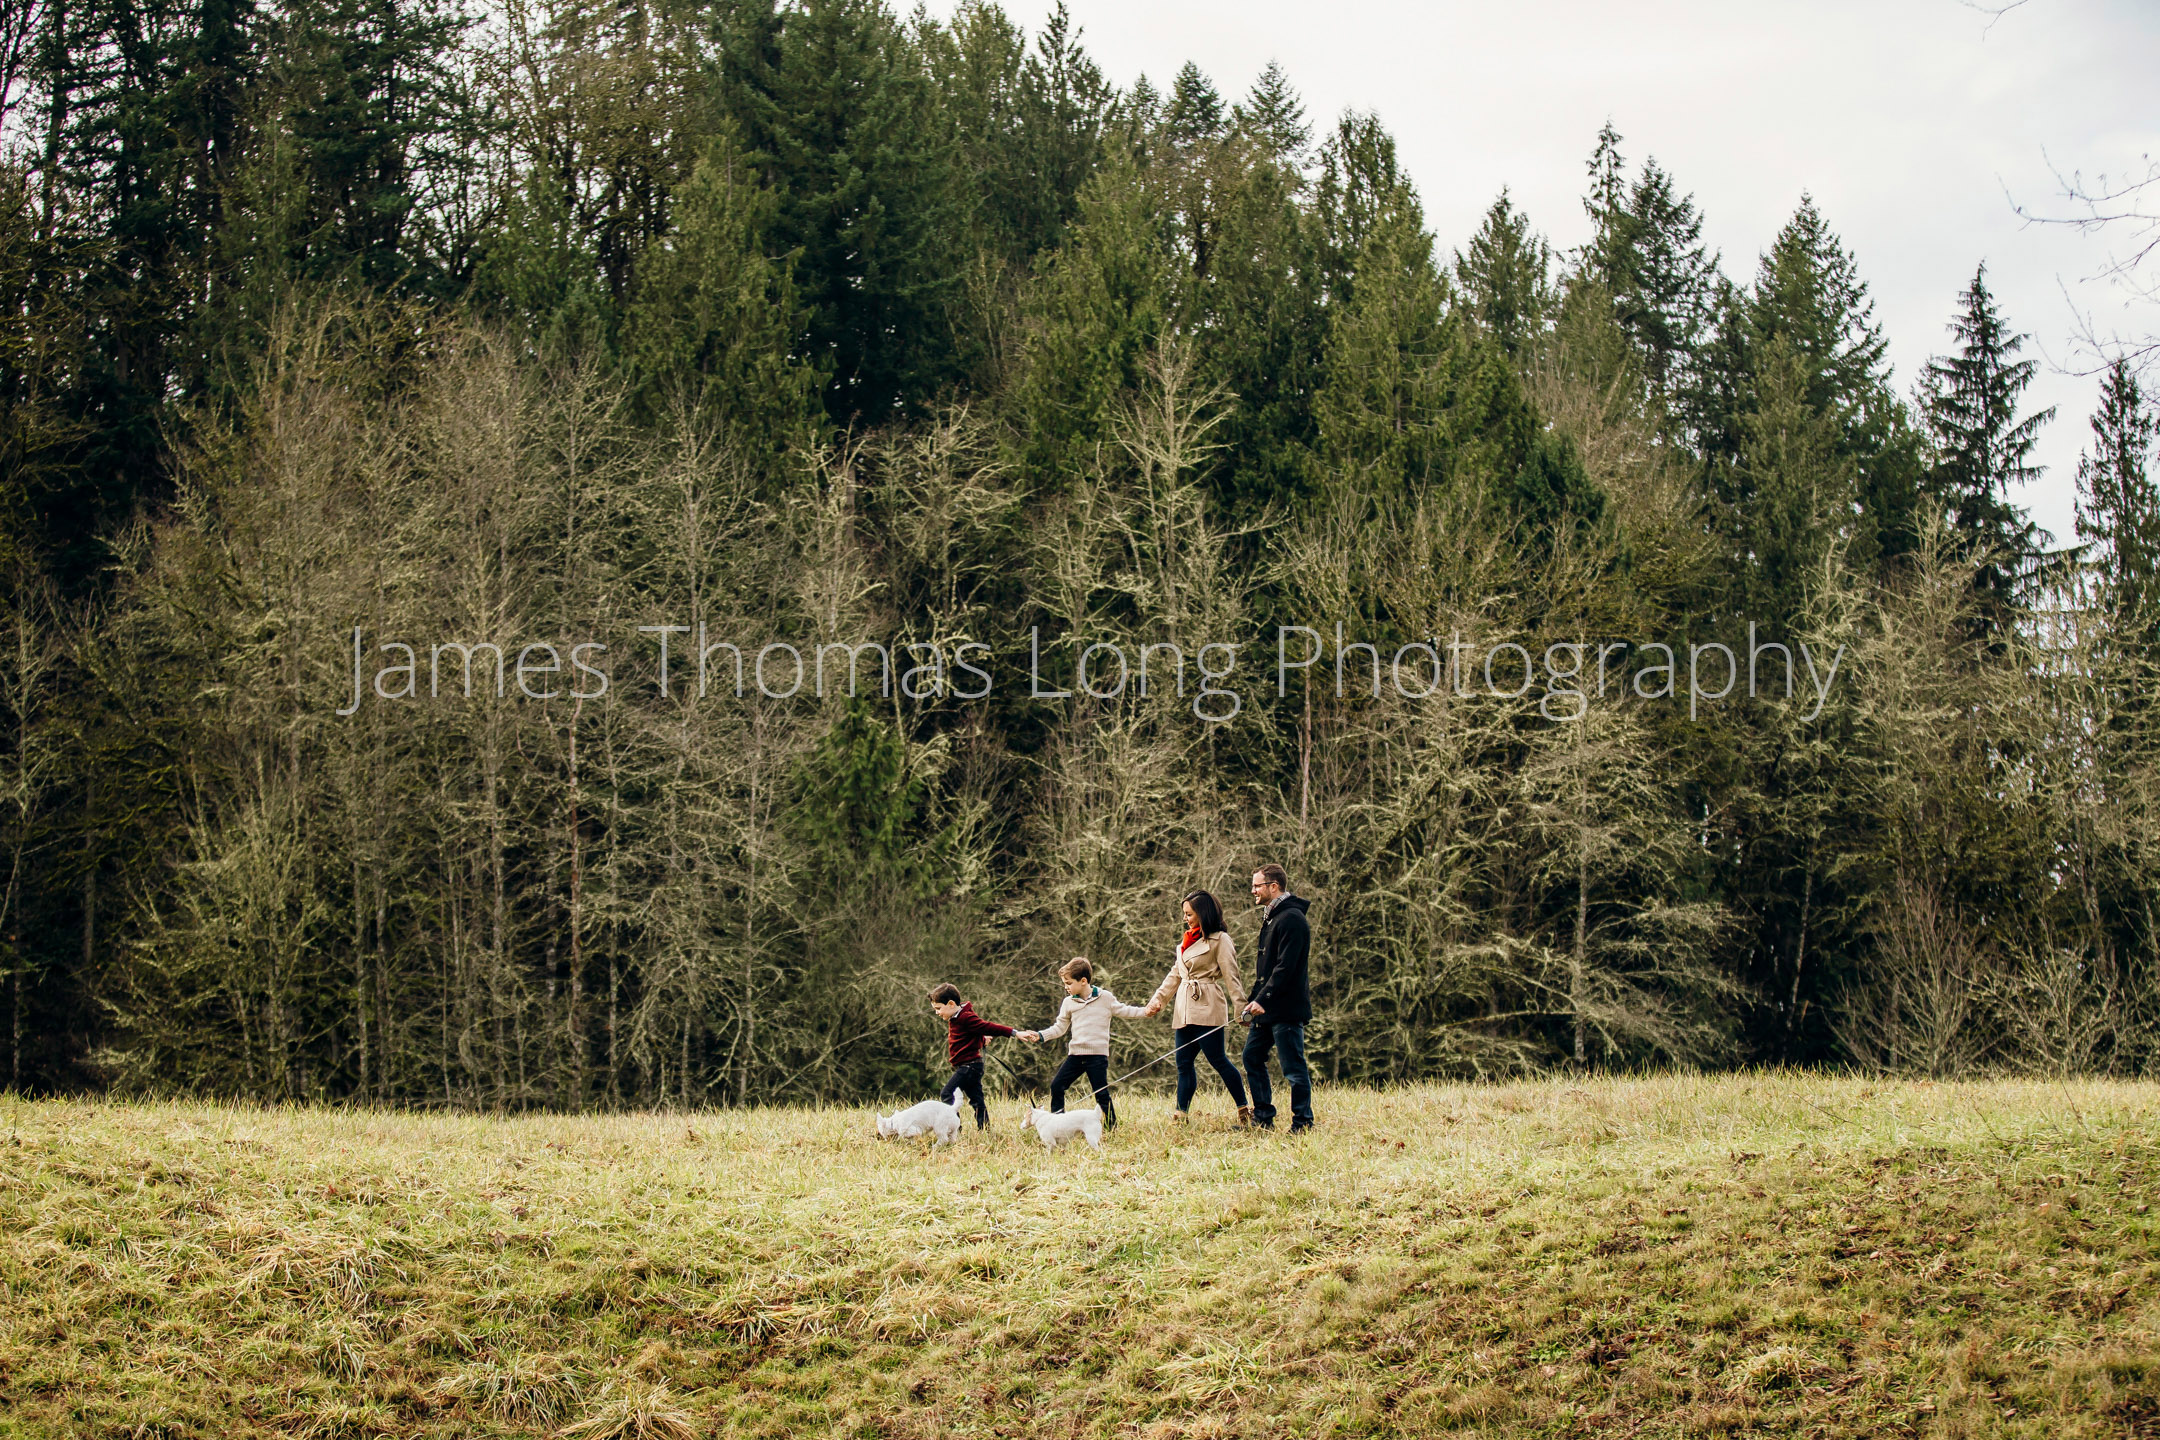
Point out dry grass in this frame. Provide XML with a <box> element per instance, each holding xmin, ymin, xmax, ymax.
<box><xmin>2</xmin><ymin>1073</ymin><xmax>2159</xmax><ymax>1437</ymax></box>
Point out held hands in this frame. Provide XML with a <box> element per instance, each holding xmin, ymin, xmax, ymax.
<box><xmin>1019</xmin><ymin>1030</ymin><xmax>1041</xmax><ymax>1043</ymax></box>
<box><xmin>1143</xmin><ymin>999</ymin><xmax>1163</xmax><ymax>1018</ymax></box>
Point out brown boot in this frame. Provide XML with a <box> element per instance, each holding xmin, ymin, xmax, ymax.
<box><xmin>1236</xmin><ymin>1105</ymin><xmax>1253</xmax><ymax>1129</ymax></box>
<box><xmin>1170</xmin><ymin>1110</ymin><xmax>1188</xmax><ymax>1124</ymax></box>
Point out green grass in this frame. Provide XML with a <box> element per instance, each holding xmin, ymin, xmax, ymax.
<box><xmin>3</xmin><ymin>1074</ymin><xmax>2159</xmax><ymax>1438</ymax></box>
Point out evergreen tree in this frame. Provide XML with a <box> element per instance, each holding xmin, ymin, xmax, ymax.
<box><xmin>260</xmin><ymin>0</ymin><xmax>473</xmax><ymax>291</ymax></box>
<box><xmin>1454</xmin><ymin>189</ymin><xmax>1554</xmax><ymax>360</ymax></box>
<box><xmin>619</xmin><ymin>131</ymin><xmax>821</xmax><ymax>460</ymax></box>
<box><xmin>794</xmin><ymin>699</ymin><xmax>928</xmax><ymax>887</ymax></box>
<box><xmin>1011</xmin><ymin>155</ymin><xmax>1171</xmax><ymax>485</ymax></box>
<box><xmin>26</xmin><ymin>0</ymin><xmax>261</xmax><ymax>577</ymax></box>
<box><xmin>1313</xmin><ymin>172</ymin><xmax>1536</xmax><ymax>513</ymax></box>
<box><xmin>1313</xmin><ymin>110</ymin><xmax>1408</xmax><ymax>298</ymax></box>
<box><xmin>1747</xmin><ymin>197</ymin><xmax>1888</xmax><ymax>428</ymax></box>
<box><xmin>1731</xmin><ymin>338</ymin><xmax>1860</xmax><ymax>617</ymax></box>
<box><xmin>717</xmin><ymin>0</ymin><xmax>964</xmax><ymax>424</ymax></box>
<box><xmin>1185</xmin><ymin>125</ymin><xmax>1323</xmax><ymax>516</ymax></box>
<box><xmin>1011</xmin><ymin>2</ymin><xmax>1111</xmax><ymax>249</ymax></box>
<box><xmin>2075</xmin><ymin>358</ymin><xmax>2160</xmax><ymax>639</ymax></box>
<box><xmin>1233</xmin><ymin>59</ymin><xmax>1308</xmax><ymax>166</ymax></box>
<box><xmin>1117</xmin><ymin>72</ymin><xmax>1161</xmax><ymax>149</ymax></box>
<box><xmin>1919</xmin><ymin>264</ymin><xmax>2053</xmax><ymax>638</ymax></box>
<box><xmin>1312</xmin><ymin>117</ymin><xmax>1449</xmax><ymax>488</ymax></box>
<box><xmin>1584</xmin><ymin>120</ymin><xmax>1626</xmax><ymax>226</ymax></box>
<box><xmin>1163</xmin><ymin>60</ymin><xmax>1223</xmax><ymax>149</ymax></box>
<box><xmin>1580</xmin><ymin>126</ymin><xmax>1717</xmax><ymax>402</ymax></box>
<box><xmin>1714</xmin><ymin>196</ymin><xmax>1924</xmax><ymax>569</ymax></box>
<box><xmin>924</xmin><ymin>0</ymin><xmax>1108</xmax><ymax>268</ymax></box>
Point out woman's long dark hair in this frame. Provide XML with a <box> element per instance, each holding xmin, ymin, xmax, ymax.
<box><xmin>1183</xmin><ymin>888</ymin><xmax>1226</xmax><ymax>938</ymax></box>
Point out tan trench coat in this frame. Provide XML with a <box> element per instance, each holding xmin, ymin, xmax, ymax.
<box><xmin>1147</xmin><ymin>932</ymin><xmax>1245</xmax><ymax>1029</ymax></box>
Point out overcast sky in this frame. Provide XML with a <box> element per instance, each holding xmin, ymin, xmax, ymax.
<box><xmin>927</xmin><ymin>0</ymin><xmax>2160</xmax><ymax>545</ymax></box>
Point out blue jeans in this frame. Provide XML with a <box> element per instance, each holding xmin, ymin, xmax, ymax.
<box><xmin>1242</xmin><ymin>1020</ymin><xmax>1311</xmax><ymax>1128</ymax></box>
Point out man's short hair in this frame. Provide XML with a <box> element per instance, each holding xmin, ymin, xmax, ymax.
<box><xmin>1059</xmin><ymin>957</ymin><xmax>1093</xmax><ymax>982</ymax></box>
<box><xmin>928</xmin><ymin>983</ymin><xmax>962</xmax><ymax>1005</ymax></box>
<box><xmin>1255</xmin><ymin>864</ymin><xmax>1289</xmax><ymax>891</ymax></box>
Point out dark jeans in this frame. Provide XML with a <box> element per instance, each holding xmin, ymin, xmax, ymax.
<box><xmin>1174</xmin><ymin>1024</ymin><xmax>1247</xmax><ymax>1112</ymax></box>
<box><xmin>1049</xmin><ymin>1054</ymin><xmax>1116</xmax><ymax>1129</ymax></box>
<box><xmin>1242</xmin><ymin>1019</ymin><xmax>1312</xmax><ymax>1129</ymax></box>
<box><xmin>942</xmin><ymin>1060</ymin><xmax>988</xmax><ymax>1128</ymax></box>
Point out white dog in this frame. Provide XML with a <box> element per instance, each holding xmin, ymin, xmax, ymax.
<box><xmin>876</xmin><ymin>1099</ymin><xmax>963</xmax><ymax>1146</ymax></box>
<box><xmin>1022</xmin><ymin>1106</ymin><xmax>1103</xmax><ymax>1150</ymax></box>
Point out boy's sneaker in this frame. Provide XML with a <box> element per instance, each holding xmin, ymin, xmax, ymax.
<box><xmin>1170</xmin><ymin>1110</ymin><xmax>1188</xmax><ymax>1124</ymax></box>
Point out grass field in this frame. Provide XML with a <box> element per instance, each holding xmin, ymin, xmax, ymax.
<box><xmin>2</xmin><ymin>1074</ymin><xmax>2158</xmax><ymax>1438</ymax></box>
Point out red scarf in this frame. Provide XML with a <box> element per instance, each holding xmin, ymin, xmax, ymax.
<box><xmin>1181</xmin><ymin>926</ymin><xmax>1203</xmax><ymax>951</ymax></box>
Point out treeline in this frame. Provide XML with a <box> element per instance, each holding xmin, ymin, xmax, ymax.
<box><xmin>1</xmin><ymin>0</ymin><xmax>2158</xmax><ymax>1105</ymax></box>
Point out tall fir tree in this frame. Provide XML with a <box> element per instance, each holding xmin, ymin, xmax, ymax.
<box><xmin>1186</xmin><ymin>115</ymin><xmax>1323</xmax><ymax>517</ymax></box>
<box><xmin>1311</xmin><ymin>118</ymin><xmax>1538</xmax><ymax>518</ymax></box>
<box><xmin>717</xmin><ymin>0</ymin><xmax>964</xmax><ymax>424</ymax></box>
<box><xmin>1162</xmin><ymin>60</ymin><xmax>1223</xmax><ymax>149</ymax></box>
<box><xmin>1011</xmin><ymin>154</ymin><xmax>1171</xmax><ymax>485</ymax></box>
<box><xmin>619</xmin><ymin>130</ymin><xmax>822</xmax><ymax>461</ymax></box>
<box><xmin>1716</xmin><ymin>196</ymin><xmax>1924</xmax><ymax>570</ymax></box>
<box><xmin>1233</xmin><ymin>59</ymin><xmax>1308</xmax><ymax>166</ymax></box>
<box><xmin>1919</xmin><ymin>264</ymin><xmax>2053</xmax><ymax>640</ymax></box>
<box><xmin>1580</xmin><ymin>126</ymin><xmax>1718</xmax><ymax>403</ymax></box>
<box><xmin>1455</xmin><ymin>189</ymin><xmax>1554</xmax><ymax>360</ymax></box>
<box><xmin>1747</xmin><ymin>197</ymin><xmax>1888</xmax><ymax>428</ymax></box>
<box><xmin>923</xmin><ymin>0</ymin><xmax>1108</xmax><ymax>268</ymax></box>
<box><xmin>1313</xmin><ymin>110</ymin><xmax>1408</xmax><ymax>299</ymax></box>
<box><xmin>2075</xmin><ymin>358</ymin><xmax>2160</xmax><ymax>642</ymax></box>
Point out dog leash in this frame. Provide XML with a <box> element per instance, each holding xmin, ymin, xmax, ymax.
<box><xmin>1105</xmin><ymin>1023</ymin><xmax>1227</xmax><ymax>1088</ymax></box>
<box><xmin>925</xmin><ymin>1017</ymin><xmax>1046</xmax><ymax>1098</ymax></box>
<box><xmin>985</xmin><ymin>1045</ymin><xmax>1045</xmax><ymax>1096</ymax></box>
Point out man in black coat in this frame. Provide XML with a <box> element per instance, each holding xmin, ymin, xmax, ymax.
<box><xmin>1242</xmin><ymin>863</ymin><xmax>1313</xmax><ymax>1131</ymax></box>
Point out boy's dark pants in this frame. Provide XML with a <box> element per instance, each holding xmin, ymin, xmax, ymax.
<box><xmin>1242</xmin><ymin>1019</ymin><xmax>1312</xmax><ymax>1129</ymax></box>
<box><xmin>1048</xmin><ymin>1054</ymin><xmax>1116</xmax><ymax>1129</ymax></box>
<box><xmin>941</xmin><ymin>1061</ymin><xmax>989</xmax><ymax>1128</ymax></box>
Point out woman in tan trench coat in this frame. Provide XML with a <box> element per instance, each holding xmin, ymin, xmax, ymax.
<box><xmin>1142</xmin><ymin>889</ymin><xmax>1252</xmax><ymax>1125</ymax></box>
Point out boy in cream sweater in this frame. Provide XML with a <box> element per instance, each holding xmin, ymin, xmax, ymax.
<box><xmin>1020</xmin><ymin>957</ymin><xmax>1149</xmax><ymax>1131</ymax></box>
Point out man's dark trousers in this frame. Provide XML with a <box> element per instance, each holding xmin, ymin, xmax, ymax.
<box><xmin>1242</xmin><ymin>1019</ymin><xmax>1311</xmax><ymax>1129</ymax></box>
<box><xmin>942</xmin><ymin>1060</ymin><xmax>989</xmax><ymax>1128</ymax></box>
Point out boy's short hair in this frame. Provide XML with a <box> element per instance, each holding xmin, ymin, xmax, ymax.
<box><xmin>928</xmin><ymin>983</ymin><xmax>962</xmax><ymax>1005</ymax></box>
<box><xmin>1059</xmin><ymin>957</ymin><xmax>1093</xmax><ymax>982</ymax></box>
<box><xmin>1255</xmin><ymin>863</ymin><xmax>1289</xmax><ymax>890</ymax></box>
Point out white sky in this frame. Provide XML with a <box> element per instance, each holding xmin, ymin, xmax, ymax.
<box><xmin>928</xmin><ymin>0</ymin><xmax>2160</xmax><ymax>545</ymax></box>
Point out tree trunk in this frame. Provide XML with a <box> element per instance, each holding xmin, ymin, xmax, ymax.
<box><xmin>1298</xmin><ymin>679</ymin><xmax>1311</xmax><ymax>831</ymax></box>
<box><xmin>1573</xmin><ymin>844</ymin><xmax>1588</xmax><ymax>1066</ymax></box>
<box><xmin>374</xmin><ymin>867</ymin><xmax>389</xmax><ymax>1097</ymax></box>
<box><xmin>568</xmin><ymin>705</ymin><xmax>585</xmax><ymax>1109</ymax></box>
<box><xmin>353</xmin><ymin>858</ymin><xmax>368</xmax><ymax>1099</ymax></box>
<box><xmin>1787</xmin><ymin>866</ymin><xmax>1814</xmax><ymax>1047</ymax></box>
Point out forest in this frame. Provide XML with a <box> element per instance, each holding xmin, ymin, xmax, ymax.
<box><xmin>0</xmin><ymin>0</ymin><xmax>2156</xmax><ymax>1108</ymax></box>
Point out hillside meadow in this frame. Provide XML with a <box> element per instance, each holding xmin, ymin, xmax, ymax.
<box><xmin>2</xmin><ymin>1075</ymin><xmax>2158</xmax><ymax>1438</ymax></box>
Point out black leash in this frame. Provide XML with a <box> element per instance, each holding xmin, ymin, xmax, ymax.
<box><xmin>1107</xmin><ymin>1023</ymin><xmax>1226</xmax><ymax>1087</ymax></box>
<box><xmin>985</xmin><ymin>1042</ymin><xmax>1047</xmax><ymax>1099</ymax></box>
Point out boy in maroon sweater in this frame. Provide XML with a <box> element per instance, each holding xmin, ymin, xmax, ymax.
<box><xmin>930</xmin><ymin>983</ymin><xmax>1018</xmax><ymax>1130</ymax></box>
